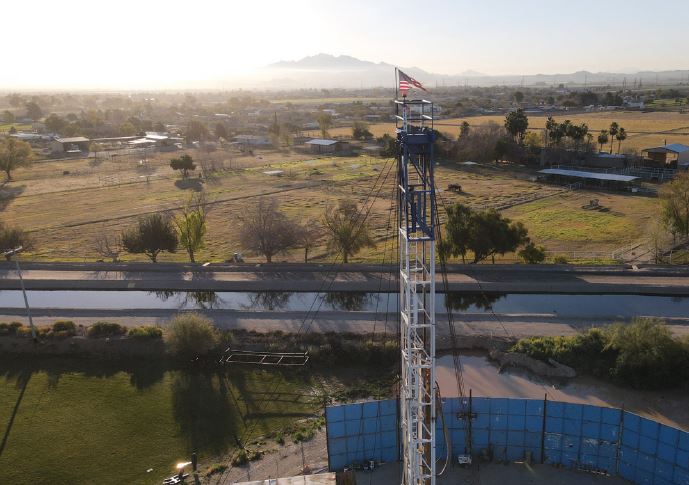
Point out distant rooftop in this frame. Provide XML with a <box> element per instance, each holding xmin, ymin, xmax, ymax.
<box><xmin>55</xmin><ymin>136</ymin><xmax>89</xmax><ymax>143</ymax></box>
<box><xmin>306</xmin><ymin>138</ymin><xmax>340</xmax><ymax>146</ymax></box>
<box><xmin>644</xmin><ymin>143</ymin><xmax>689</xmax><ymax>154</ymax></box>
<box><xmin>539</xmin><ymin>168</ymin><xmax>639</xmax><ymax>183</ymax></box>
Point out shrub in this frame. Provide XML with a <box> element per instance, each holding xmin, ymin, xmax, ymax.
<box><xmin>165</xmin><ymin>313</ymin><xmax>220</xmax><ymax>358</ymax></box>
<box><xmin>87</xmin><ymin>321</ymin><xmax>126</xmax><ymax>338</ymax></box>
<box><xmin>52</xmin><ymin>320</ymin><xmax>76</xmax><ymax>336</ymax></box>
<box><xmin>552</xmin><ymin>255</ymin><xmax>568</xmax><ymax>264</ymax></box>
<box><xmin>128</xmin><ymin>326</ymin><xmax>163</xmax><ymax>340</ymax></box>
<box><xmin>511</xmin><ymin>319</ymin><xmax>689</xmax><ymax>388</ymax></box>
<box><xmin>204</xmin><ymin>464</ymin><xmax>227</xmax><ymax>478</ymax></box>
<box><xmin>606</xmin><ymin>318</ymin><xmax>689</xmax><ymax>389</ymax></box>
<box><xmin>16</xmin><ymin>327</ymin><xmax>35</xmax><ymax>338</ymax></box>
<box><xmin>231</xmin><ymin>450</ymin><xmax>248</xmax><ymax>467</ymax></box>
<box><xmin>0</xmin><ymin>322</ymin><xmax>23</xmax><ymax>336</ymax></box>
<box><xmin>518</xmin><ymin>242</ymin><xmax>546</xmax><ymax>264</ymax></box>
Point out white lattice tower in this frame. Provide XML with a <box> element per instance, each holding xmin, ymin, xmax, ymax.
<box><xmin>396</xmin><ymin>97</ymin><xmax>437</xmax><ymax>485</ymax></box>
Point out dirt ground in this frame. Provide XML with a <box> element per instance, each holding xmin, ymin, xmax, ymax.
<box><xmin>212</xmin><ymin>430</ymin><xmax>329</xmax><ymax>484</ymax></box>
<box><xmin>0</xmin><ymin>145</ymin><xmax>660</xmax><ymax>262</ymax></box>
<box><xmin>355</xmin><ymin>461</ymin><xmax>631</xmax><ymax>484</ymax></box>
<box><xmin>329</xmin><ymin>110</ymin><xmax>689</xmax><ymax>152</ymax></box>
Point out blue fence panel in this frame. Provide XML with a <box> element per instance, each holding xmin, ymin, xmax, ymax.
<box><xmin>326</xmin><ymin>396</ymin><xmax>688</xmax><ymax>485</ymax></box>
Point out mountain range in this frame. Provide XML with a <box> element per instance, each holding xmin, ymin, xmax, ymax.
<box><xmin>248</xmin><ymin>53</ymin><xmax>689</xmax><ymax>89</ymax></box>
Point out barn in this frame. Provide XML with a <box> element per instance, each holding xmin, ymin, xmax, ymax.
<box><xmin>641</xmin><ymin>143</ymin><xmax>689</xmax><ymax>169</ymax></box>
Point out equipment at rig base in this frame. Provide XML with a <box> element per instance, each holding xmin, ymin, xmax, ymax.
<box><xmin>396</xmin><ymin>96</ymin><xmax>437</xmax><ymax>485</ymax></box>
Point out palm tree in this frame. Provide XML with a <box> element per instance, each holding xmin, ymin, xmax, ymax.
<box><xmin>608</xmin><ymin>122</ymin><xmax>619</xmax><ymax>153</ymax></box>
<box><xmin>597</xmin><ymin>130</ymin><xmax>609</xmax><ymax>152</ymax></box>
<box><xmin>615</xmin><ymin>127</ymin><xmax>627</xmax><ymax>154</ymax></box>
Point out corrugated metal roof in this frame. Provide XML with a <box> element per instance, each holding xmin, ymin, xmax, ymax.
<box><xmin>539</xmin><ymin>168</ymin><xmax>639</xmax><ymax>182</ymax></box>
<box><xmin>665</xmin><ymin>143</ymin><xmax>689</xmax><ymax>153</ymax></box>
<box><xmin>55</xmin><ymin>137</ymin><xmax>90</xmax><ymax>143</ymax></box>
<box><xmin>306</xmin><ymin>139</ymin><xmax>339</xmax><ymax>146</ymax></box>
<box><xmin>644</xmin><ymin>143</ymin><xmax>689</xmax><ymax>154</ymax></box>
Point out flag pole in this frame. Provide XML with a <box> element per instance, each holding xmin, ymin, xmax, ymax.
<box><xmin>395</xmin><ymin>67</ymin><xmax>399</xmax><ymax>101</ymax></box>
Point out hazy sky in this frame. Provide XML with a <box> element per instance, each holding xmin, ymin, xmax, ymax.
<box><xmin>3</xmin><ymin>0</ymin><xmax>687</xmax><ymax>89</ymax></box>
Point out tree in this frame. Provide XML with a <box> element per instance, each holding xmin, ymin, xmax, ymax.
<box><xmin>377</xmin><ymin>134</ymin><xmax>396</xmax><ymax>158</ymax></box>
<box><xmin>44</xmin><ymin>113</ymin><xmax>66</xmax><ymax>133</ymax></box>
<box><xmin>504</xmin><ymin>109</ymin><xmax>529</xmax><ymax>144</ymax></box>
<box><xmin>316</xmin><ymin>112</ymin><xmax>332</xmax><ymax>138</ymax></box>
<box><xmin>238</xmin><ymin>197</ymin><xmax>296</xmax><ymax>263</ymax></box>
<box><xmin>165</xmin><ymin>313</ymin><xmax>220</xmax><ymax>359</ymax></box>
<box><xmin>170</xmin><ymin>154</ymin><xmax>196</xmax><ymax>178</ymax></box>
<box><xmin>323</xmin><ymin>200</ymin><xmax>374</xmax><ymax>263</ymax></box>
<box><xmin>442</xmin><ymin>203</ymin><xmax>473</xmax><ymax>263</ymax></box>
<box><xmin>119</xmin><ymin>121</ymin><xmax>136</xmax><ymax>136</ymax></box>
<box><xmin>0</xmin><ymin>137</ymin><xmax>33</xmax><ymax>181</ymax></box>
<box><xmin>174</xmin><ymin>195</ymin><xmax>207</xmax><ymax>263</ymax></box>
<box><xmin>597</xmin><ymin>130</ymin><xmax>609</xmax><ymax>152</ymax></box>
<box><xmin>0</xmin><ymin>223</ymin><xmax>31</xmax><ymax>252</ymax></box>
<box><xmin>513</xmin><ymin>91</ymin><xmax>524</xmax><ymax>104</ymax></box>
<box><xmin>467</xmin><ymin>209</ymin><xmax>529</xmax><ymax>263</ymax></box>
<box><xmin>297</xmin><ymin>219</ymin><xmax>322</xmax><ymax>263</ymax></box>
<box><xmin>121</xmin><ymin>213</ymin><xmax>178</xmax><ymax>262</ymax></box>
<box><xmin>352</xmin><ymin>121</ymin><xmax>372</xmax><ymax>140</ymax></box>
<box><xmin>518</xmin><ymin>242</ymin><xmax>546</xmax><ymax>264</ymax></box>
<box><xmin>459</xmin><ymin>121</ymin><xmax>470</xmax><ymax>138</ymax></box>
<box><xmin>25</xmin><ymin>101</ymin><xmax>42</xmax><ymax>121</ymax></box>
<box><xmin>494</xmin><ymin>139</ymin><xmax>509</xmax><ymax>163</ymax></box>
<box><xmin>2</xmin><ymin>110</ymin><xmax>14</xmax><ymax>124</ymax></box>
<box><xmin>94</xmin><ymin>232</ymin><xmax>122</xmax><ymax>262</ymax></box>
<box><xmin>615</xmin><ymin>127</ymin><xmax>627</xmax><ymax>154</ymax></box>
<box><xmin>214</xmin><ymin>123</ymin><xmax>227</xmax><ymax>140</ymax></box>
<box><xmin>661</xmin><ymin>172</ymin><xmax>689</xmax><ymax>237</ymax></box>
<box><xmin>186</xmin><ymin>120</ymin><xmax>210</xmax><ymax>142</ymax></box>
<box><xmin>608</xmin><ymin>122</ymin><xmax>619</xmax><ymax>154</ymax></box>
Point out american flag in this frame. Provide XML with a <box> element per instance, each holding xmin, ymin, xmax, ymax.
<box><xmin>398</xmin><ymin>69</ymin><xmax>427</xmax><ymax>93</ymax></box>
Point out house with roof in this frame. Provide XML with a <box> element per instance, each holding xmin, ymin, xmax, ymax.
<box><xmin>304</xmin><ymin>138</ymin><xmax>349</xmax><ymax>154</ymax></box>
<box><xmin>641</xmin><ymin>143</ymin><xmax>689</xmax><ymax>169</ymax></box>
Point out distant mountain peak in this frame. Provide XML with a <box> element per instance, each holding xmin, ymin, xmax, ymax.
<box><xmin>268</xmin><ymin>53</ymin><xmax>378</xmax><ymax>70</ymax></box>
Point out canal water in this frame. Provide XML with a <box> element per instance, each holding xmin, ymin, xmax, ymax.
<box><xmin>0</xmin><ymin>290</ymin><xmax>689</xmax><ymax>318</ymax></box>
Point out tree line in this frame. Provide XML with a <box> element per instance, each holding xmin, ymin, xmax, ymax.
<box><xmin>88</xmin><ymin>196</ymin><xmax>376</xmax><ymax>265</ymax></box>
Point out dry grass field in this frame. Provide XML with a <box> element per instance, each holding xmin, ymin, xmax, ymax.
<box><xmin>329</xmin><ymin>110</ymin><xmax>689</xmax><ymax>153</ymax></box>
<box><xmin>0</xmin><ymin>143</ymin><xmax>662</xmax><ymax>263</ymax></box>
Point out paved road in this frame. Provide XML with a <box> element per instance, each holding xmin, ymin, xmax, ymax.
<box><xmin>1</xmin><ymin>262</ymin><xmax>689</xmax><ymax>294</ymax></box>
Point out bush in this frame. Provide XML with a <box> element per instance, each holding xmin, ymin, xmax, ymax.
<box><xmin>165</xmin><ymin>313</ymin><xmax>220</xmax><ymax>358</ymax></box>
<box><xmin>87</xmin><ymin>321</ymin><xmax>126</xmax><ymax>338</ymax></box>
<box><xmin>518</xmin><ymin>242</ymin><xmax>546</xmax><ymax>264</ymax></box>
<box><xmin>128</xmin><ymin>326</ymin><xmax>163</xmax><ymax>340</ymax></box>
<box><xmin>204</xmin><ymin>464</ymin><xmax>227</xmax><ymax>478</ymax></box>
<box><xmin>0</xmin><ymin>322</ymin><xmax>23</xmax><ymax>336</ymax></box>
<box><xmin>231</xmin><ymin>450</ymin><xmax>248</xmax><ymax>467</ymax></box>
<box><xmin>510</xmin><ymin>328</ymin><xmax>615</xmax><ymax>376</ymax></box>
<box><xmin>606</xmin><ymin>318</ymin><xmax>689</xmax><ymax>389</ymax></box>
<box><xmin>16</xmin><ymin>327</ymin><xmax>35</xmax><ymax>338</ymax></box>
<box><xmin>511</xmin><ymin>319</ymin><xmax>689</xmax><ymax>388</ymax></box>
<box><xmin>552</xmin><ymin>255</ymin><xmax>568</xmax><ymax>264</ymax></box>
<box><xmin>52</xmin><ymin>320</ymin><xmax>76</xmax><ymax>336</ymax></box>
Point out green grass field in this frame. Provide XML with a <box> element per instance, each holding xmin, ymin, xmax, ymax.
<box><xmin>0</xmin><ymin>359</ymin><xmax>321</xmax><ymax>485</ymax></box>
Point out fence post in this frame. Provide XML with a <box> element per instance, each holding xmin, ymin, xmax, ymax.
<box><xmin>615</xmin><ymin>405</ymin><xmax>625</xmax><ymax>476</ymax></box>
<box><xmin>541</xmin><ymin>393</ymin><xmax>548</xmax><ymax>464</ymax></box>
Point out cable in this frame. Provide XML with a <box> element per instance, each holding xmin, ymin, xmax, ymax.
<box><xmin>218</xmin><ymin>157</ymin><xmax>397</xmax><ymax>482</ymax></box>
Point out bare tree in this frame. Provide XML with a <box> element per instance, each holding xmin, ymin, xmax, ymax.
<box><xmin>238</xmin><ymin>197</ymin><xmax>296</xmax><ymax>263</ymax></box>
<box><xmin>94</xmin><ymin>232</ymin><xmax>122</xmax><ymax>262</ymax></box>
<box><xmin>297</xmin><ymin>219</ymin><xmax>322</xmax><ymax>263</ymax></box>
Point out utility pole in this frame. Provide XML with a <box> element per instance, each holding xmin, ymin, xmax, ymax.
<box><xmin>3</xmin><ymin>247</ymin><xmax>37</xmax><ymax>342</ymax></box>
